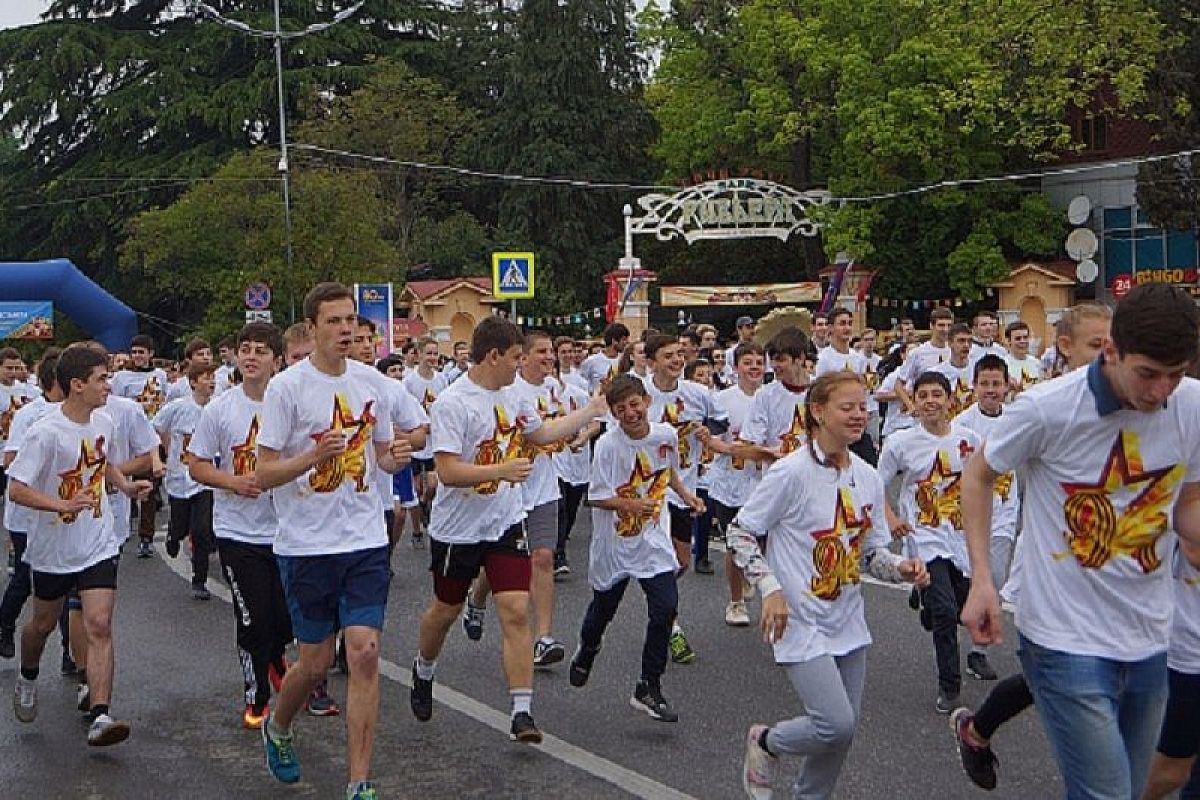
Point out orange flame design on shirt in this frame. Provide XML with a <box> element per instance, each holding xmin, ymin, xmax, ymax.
<box><xmin>778</xmin><ymin>402</ymin><xmax>806</xmax><ymax>456</ymax></box>
<box><xmin>914</xmin><ymin>450</ymin><xmax>963</xmax><ymax>529</ymax></box>
<box><xmin>231</xmin><ymin>416</ymin><xmax>260</xmax><ymax>477</ymax></box>
<box><xmin>0</xmin><ymin>395</ymin><xmax>28</xmax><ymax>440</ymax></box>
<box><xmin>308</xmin><ymin>395</ymin><xmax>375</xmax><ymax>493</ymax></box>
<box><xmin>1059</xmin><ymin>430</ymin><xmax>1182</xmax><ymax>573</ymax></box>
<box><xmin>614</xmin><ymin>450</ymin><xmax>670</xmax><ymax>538</ymax></box>
<box><xmin>661</xmin><ymin>398</ymin><xmax>699</xmax><ymax>468</ymax></box>
<box><xmin>421</xmin><ymin>387</ymin><xmax>437</xmax><ymax>412</ymax></box>
<box><xmin>810</xmin><ymin>488</ymin><xmax>872</xmax><ymax>601</ymax></box>
<box><xmin>135</xmin><ymin>376</ymin><xmax>164</xmax><ymax>418</ymax></box>
<box><xmin>473</xmin><ymin>405</ymin><xmax>525</xmax><ymax>495</ymax></box>
<box><xmin>57</xmin><ymin>437</ymin><xmax>107</xmax><ymax>523</ymax></box>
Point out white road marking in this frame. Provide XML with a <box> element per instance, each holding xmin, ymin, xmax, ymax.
<box><xmin>152</xmin><ymin>538</ymin><xmax>699</xmax><ymax>800</ymax></box>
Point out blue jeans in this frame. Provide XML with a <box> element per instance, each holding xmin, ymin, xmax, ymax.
<box><xmin>579</xmin><ymin>570</ymin><xmax>677</xmax><ymax>683</ymax></box>
<box><xmin>691</xmin><ymin>487</ymin><xmax>713</xmax><ymax>563</ymax></box>
<box><xmin>1019</xmin><ymin>634</ymin><xmax>1168</xmax><ymax>799</ymax></box>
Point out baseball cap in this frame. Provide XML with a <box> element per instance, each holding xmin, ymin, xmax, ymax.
<box><xmin>736</xmin><ymin>316</ymin><xmax>755</xmax><ymax>328</ymax></box>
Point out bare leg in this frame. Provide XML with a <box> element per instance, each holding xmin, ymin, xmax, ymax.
<box><xmin>529</xmin><ymin>548</ymin><xmax>555</xmax><ymax>639</ymax></box>
<box><xmin>272</xmin><ymin>638</ymin><xmax>335</xmax><ymax>730</ymax></box>
<box><xmin>494</xmin><ymin>591</ymin><xmax>533</xmax><ymax>691</ymax></box>
<box><xmin>726</xmin><ymin>552</ymin><xmax>745</xmax><ymax>603</ymax></box>
<box><xmin>469</xmin><ymin>573</ymin><xmax>491</xmax><ymax>610</ymax></box>
<box><xmin>19</xmin><ymin>597</ymin><xmax>65</xmax><ymax>672</ymax></box>
<box><xmin>418</xmin><ymin>598</ymin><xmax>463</xmax><ymax>661</ymax></box>
<box><xmin>1142</xmin><ymin>753</ymin><xmax>1197</xmax><ymax>800</ymax></box>
<box><xmin>342</xmin><ymin>626</ymin><xmax>380</xmax><ymax>783</ymax></box>
<box><xmin>78</xmin><ymin>589</ymin><xmax>116</xmax><ymax>707</ymax></box>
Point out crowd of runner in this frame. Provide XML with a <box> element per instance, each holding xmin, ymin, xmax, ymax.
<box><xmin>2</xmin><ymin>280</ymin><xmax>1199</xmax><ymax>800</ymax></box>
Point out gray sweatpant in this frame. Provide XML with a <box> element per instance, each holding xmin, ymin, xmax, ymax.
<box><xmin>766</xmin><ymin>646</ymin><xmax>868</xmax><ymax>800</ymax></box>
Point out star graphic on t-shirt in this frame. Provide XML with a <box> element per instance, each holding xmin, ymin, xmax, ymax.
<box><xmin>1059</xmin><ymin>430</ymin><xmax>1182</xmax><ymax>573</ymax></box>
<box><xmin>778</xmin><ymin>402</ymin><xmax>806</xmax><ymax>456</ymax></box>
<box><xmin>614</xmin><ymin>450</ymin><xmax>670</xmax><ymax>538</ymax></box>
<box><xmin>57</xmin><ymin>437</ymin><xmax>107</xmax><ymax>524</ymax></box>
<box><xmin>914</xmin><ymin>450</ymin><xmax>962</xmax><ymax>528</ymax></box>
<box><xmin>308</xmin><ymin>394</ymin><xmax>375</xmax><ymax>494</ymax></box>
<box><xmin>421</xmin><ymin>387</ymin><xmax>437</xmax><ymax>411</ymax></box>
<box><xmin>473</xmin><ymin>405</ymin><xmax>526</xmax><ymax>495</ymax></box>
<box><xmin>135</xmin><ymin>376</ymin><xmax>164</xmax><ymax>418</ymax></box>
<box><xmin>230</xmin><ymin>415</ymin><xmax>260</xmax><ymax>477</ymax></box>
<box><xmin>809</xmin><ymin>487</ymin><xmax>872</xmax><ymax>601</ymax></box>
<box><xmin>0</xmin><ymin>395</ymin><xmax>29</xmax><ymax>439</ymax></box>
<box><xmin>661</xmin><ymin>398</ymin><xmax>699</xmax><ymax>468</ymax></box>
<box><xmin>950</xmin><ymin>377</ymin><xmax>974</xmax><ymax>418</ymax></box>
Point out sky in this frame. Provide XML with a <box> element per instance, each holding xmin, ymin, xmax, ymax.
<box><xmin>0</xmin><ymin>1</ymin><xmax>49</xmax><ymax>29</ymax></box>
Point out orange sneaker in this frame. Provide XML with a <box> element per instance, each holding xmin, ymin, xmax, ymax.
<box><xmin>267</xmin><ymin>659</ymin><xmax>289</xmax><ymax>694</ymax></box>
<box><xmin>243</xmin><ymin>703</ymin><xmax>269</xmax><ymax>730</ymax></box>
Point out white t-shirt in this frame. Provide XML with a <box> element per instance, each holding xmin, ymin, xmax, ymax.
<box><xmin>735</xmin><ymin>445</ymin><xmax>890</xmax><ymax>663</ymax></box>
<box><xmin>427</xmin><ymin>375</ymin><xmax>543</xmax><ymax>545</ymax></box>
<box><xmin>552</xmin><ymin>380</ymin><xmax>593</xmax><ymax>486</ymax></box>
<box><xmin>644</xmin><ymin>377</ymin><xmax>726</xmax><ymax>506</ymax></box>
<box><xmin>8</xmin><ymin>407</ymin><xmax>117</xmax><ymax>573</ymax></box>
<box><xmin>588</xmin><ymin>423</ymin><xmax>681</xmax><ymax>590</ymax></box>
<box><xmin>814</xmin><ymin>347</ymin><xmax>866</xmax><ymax>378</ymax></box>
<box><xmin>154</xmin><ymin>396</ymin><xmax>207</xmax><ymax>499</ymax></box>
<box><xmin>983</xmin><ymin>366</ymin><xmax>1200</xmax><ymax>660</ymax></box>
<box><xmin>258</xmin><ymin>358</ymin><xmax>394</xmax><ymax>557</ymax></box>
<box><xmin>111</xmin><ymin>368</ymin><xmax>169</xmax><ymax>419</ymax></box>
<box><xmin>1169</xmin><ymin>547</ymin><xmax>1200</xmax><ymax>675</ymax></box>
<box><xmin>968</xmin><ymin>341</ymin><xmax>1008</xmax><ymax>372</ymax></box>
<box><xmin>166</xmin><ymin>377</ymin><xmax>191</xmax><ymax>403</ymax></box>
<box><xmin>861</xmin><ymin>353</ymin><xmax>882</xmax><ymax>415</ymax></box>
<box><xmin>1005</xmin><ymin>354</ymin><xmax>1042</xmax><ymax>391</ymax></box>
<box><xmin>954</xmin><ymin>404</ymin><xmax>1019</xmax><ymax>540</ymax></box>
<box><xmin>878</xmin><ymin>423</ymin><xmax>980</xmax><ymax>573</ymax></box>
<box><xmin>4</xmin><ymin>397</ymin><xmax>56</xmax><ymax>534</ymax></box>
<box><xmin>510</xmin><ymin>374</ymin><xmax>565</xmax><ymax>509</ymax></box>
<box><xmin>562</xmin><ymin>367</ymin><xmax>588</xmax><ymax>392</ymax></box>
<box><xmin>930</xmin><ymin>360</ymin><xmax>975</xmax><ymax>418</ymax></box>
<box><xmin>188</xmin><ymin>386</ymin><xmax>277</xmax><ymax>546</ymax></box>
<box><xmin>878</xmin><ymin>370</ymin><xmax>915</xmax><ymax>438</ymax></box>
<box><xmin>742</xmin><ymin>380</ymin><xmax>807</xmax><ymax>456</ymax></box>
<box><xmin>707</xmin><ymin>384</ymin><xmax>763</xmax><ymax>509</ymax></box>
<box><xmin>214</xmin><ymin>363</ymin><xmax>239</xmax><ymax>395</ymax></box>
<box><xmin>102</xmin><ymin>395</ymin><xmax>159</xmax><ymax>535</ymax></box>
<box><xmin>0</xmin><ymin>380</ymin><xmax>38</xmax><ymax>449</ymax></box>
<box><xmin>372</xmin><ymin>379</ymin><xmax>429</xmax><ymax>510</ymax></box>
<box><xmin>898</xmin><ymin>341</ymin><xmax>950</xmax><ymax>385</ymax></box>
<box><xmin>402</xmin><ymin>369</ymin><xmax>447</xmax><ymax>460</ymax></box>
<box><xmin>580</xmin><ymin>352</ymin><xmax>620</xmax><ymax>393</ymax></box>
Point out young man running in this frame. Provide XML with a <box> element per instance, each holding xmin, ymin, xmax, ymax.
<box><xmin>410</xmin><ymin>316</ymin><xmax>605</xmax><ymax>743</ymax></box>
<box><xmin>879</xmin><ymin>371</ymin><xmax>980</xmax><ymax>713</ymax></box>
<box><xmin>894</xmin><ymin>307</ymin><xmax>954</xmax><ymax>411</ymax></box>
<box><xmin>931</xmin><ymin>323</ymin><xmax>976</xmax><ymax>419</ymax></box>
<box><xmin>166</xmin><ymin>338</ymin><xmax>213</xmax><ymax>402</ymax></box>
<box><xmin>580</xmin><ymin>323</ymin><xmax>630</xmax><ymax>393</ymax></box>
<box><xmin>722</xmin><ymin>316</ymin><xmax>757</xmax><ymax>384</ymax></box>
<box><xmin>155</xmin><ymin>362</ymin><xmax>217</xmax><ymax>599</ymax></box>
<box><xmin>738</xmin><ymin>328</ymin><xmax>812</xmax><ymax>466</ymax></box>
<box><xmin>968</xmin><ymin>310</ymin><xmax>1006</xmax><ymax>370</ymax></box>
<box><xmin>402</xmin><ymin>337</ymin><xmax>449</xmax><ymax>547</ymax></box>
<box><xmin>708</xmin><ymin>342</ymin><xmax>765</xmax><ymax>626</ymax></box>
<box><xmin>815</xmin><ymin>307</ymin><xmax>876</xmax><ymax>463</ymax></box>
<box><xmin>551</xmin><ymin>348</ymin><xmax>598</xmax><ymax>577</ymax></box>
<box><xmin>1003</xmin><ymin>320</ymin><xmax>1041</xmax><ymax>392</ymax></box>
<box><xmin>569</xmin><ymin>374</ymin><xmax>703</xmax><ymax>722</ymax></box>
<box><xmin>255</xmin><ymin>283</ymin><xmax>413</xmax><ymax>798</ymax></box>
<box><xmin>441</xmin><ymin>340</ymin><xmax>470</xmax><ymax>384</ymax></box>
<box><xmin>9</xmin><ymin>346</ymin><xmax>151</xmax><ymax>745</ymax></box>
<box><xmin>188</xmin><ymin>323</ymin><xmax>293</xmax><ymax>730</ymax></box>
<box><xmin>961</xmin><ymin>284</ymin><xmax>1200</xmax><ymax>800</ymax></box>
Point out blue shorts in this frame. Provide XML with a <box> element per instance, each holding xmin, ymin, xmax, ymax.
<box><xmin>276</xmin><ymin>546</ymin><xmax>390</xmax><ymax>644</ymax></box>
<box><xmin>392</xmin><ymin>464</ymin><xmax>416</xmax><ymax>504</ymax></box>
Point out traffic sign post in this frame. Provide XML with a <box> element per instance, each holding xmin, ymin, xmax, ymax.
<box><xmin>244</xmin><ymin>282</ymin><xmax>272</xmax><ymax>310</ymax></box>
<box><xmin>492</xmin><ymin>253</ymin><xmax>535</xmax><ymax>300</ymax></box>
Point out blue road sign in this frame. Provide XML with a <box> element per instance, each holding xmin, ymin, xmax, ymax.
<box><xmin>244</xmin><ymin>282</ymin><xmax>272</xmax><ymax>310</ymax></box>
<box><xmin>492</xmin><ymin>253</ymin><xmax>535</xmax><ymax>299</ymax></box>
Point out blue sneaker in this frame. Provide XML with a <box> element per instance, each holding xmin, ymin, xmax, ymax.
<box><xmin>347</xmin><ymin>781</ymin><xmax>379</xmax><ymax>800</ymax></box>
<box><xmin>261</xmin><ymin>711</ymin><xmax>300</xmax><ymax>784</ymax></box>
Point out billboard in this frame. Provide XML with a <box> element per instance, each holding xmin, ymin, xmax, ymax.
<box><xmin>659</xmin><ymin>283</ymin><xmax>821</xmax><ymax>306</ymax></box>
<box><xmin>354</xmin><ymin>284</ymin><xmax>393</xmax><ymax>359</ymax></box>
<box><xmin>0</xmin><ymin>302</ymin><xmax>53</xmax><ymax>340</ymax></box>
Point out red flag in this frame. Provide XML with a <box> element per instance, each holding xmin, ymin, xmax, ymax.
<box><xmin>604</xmin><ymin>276</ymin><xmax>619</xmax><ymax>322</ymax></box>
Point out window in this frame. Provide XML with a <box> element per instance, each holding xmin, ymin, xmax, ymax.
<box><xmin>1074</xmin><ymin>114</ymin><xmax>1108</xmax><ymax>152</ymax></box>
<box><xmin>1101</xmin><ymin>204</ymin><xmax>1198</xmax><ymax>276</ymax></box>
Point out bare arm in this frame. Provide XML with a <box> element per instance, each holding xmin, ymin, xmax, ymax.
<box><xmin>256</xmin><ymin>445</ymin><xmax>319</xmax><ymax>490</ymax></box>
<box><xmin>959</xmin><ymin>446</ymin><xmax>1004</xmax><ymax>645</ymax></box>
<box><xmin>526</xmin><ymin>397</ymin><xmax>606</xmax><ymax>446</ymax></box>
<box><xmin>1172</xmin><ymin>482</ymin><xmax>1200</xmax><ymax>549</ymax></box>
<box><xmin>1181</xmin><ymin>537</ymin><xmax>1200</xmax><ymax>570</ymax></box>
<box><xmin>190</xmin><ymin>458</ymin><xmax>242</xmax><ymax>494</ymax></box>
<box><xmin>433</xmin><ymin>451</ymin><xmax>530</xmax><ymax>489</ymax></box>
<box><xmin>9</xmin><ymin>478</ymin><xmax>74</xmax><ymax>514</ymax></box>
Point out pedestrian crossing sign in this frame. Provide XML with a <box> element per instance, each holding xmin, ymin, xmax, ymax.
<box><xmin>492</xmin><ymin>252</ymin><xmax>535</xmax><ymax>299</ymax></box>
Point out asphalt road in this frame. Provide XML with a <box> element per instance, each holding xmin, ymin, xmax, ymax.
<box><xmin>0</xmin><ymin>513</ymin><xmax>1060</xmax><ymax>799</ymax></box>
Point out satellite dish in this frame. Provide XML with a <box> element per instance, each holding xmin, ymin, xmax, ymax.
<box><xmin>1067</xmin><ymin>195</ymin><xmax>1092</xmax><ymax>225</ymax></box>
<box><xmin>1066</xmin><ymin>228</ymin><xmax>1099</xmax><ymax>261</ymax></box>
<box><xmin>1076</xmin><ymin>259</ymin><xmax>1099</xmax><ymax>283</ymax></box>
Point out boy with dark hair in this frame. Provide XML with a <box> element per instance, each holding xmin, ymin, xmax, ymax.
<box><xmin>738</xmin><ymin>328</ymin><xmax>812</xmax><ymax>466</ymax></box>
<box><xmin>580</xmin><ymin>322</ymin><xmax>630</xmax><ymax>393</ymax></box>
<box><xmin>568</xmin><ymin>374</ymin><xmax>703</xmax><ymax>722</ymax></box>
<box><xmin>968</xmin><ymin>310</ymin><xmax>1006</xmax><ymax>369</ymax></box>
<box><xmin>1003</xmin><ymin>320</ymin><xmax>1041</xmax><ymax>391</ymax></box>
<box><xmin>402</xmin><ymin>336</ymin><xmax>448</xmax><ymax>548</ymax></box>
<box><xmin>215</xmin><ymin>336</ymin><xmax>238</xmax><ymax>394</ymax></box>
<box><xmin>962</xmin><ymin>283</ymin><xmax>1200</xmax><ymax>799</ymax></box>
<box><xmin>112</xmin><ymin>334</ymin><xmax>171</xmax><ymax>558</ymax></box>
<box><xmin>9</xmin><ymin>346</ymin><xmax>152</xmax><ymax>745</ymax></box>
<box><xmin>931</xmin><ymin>323</ymin><xmax>976</xmax><ymax>418</ymax></box>
<box><xmin>167</xmin><ymin>338</ymin><xmax>213</xmax><ymax>402</ymax></box>
<box><xmin>410</xmin><ymin>315</ymin><xmax>606</xmax><ymax>744</ymax></box>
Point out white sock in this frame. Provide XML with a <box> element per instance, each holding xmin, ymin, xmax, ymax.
<box><xmin>510</xmin><ymin>688</ymin><xmax>533</xmax><ymax>718</ymax></box>
<box><xmin>415</xmin><ymin>655</ymin><xmax>436</xmax><ymax>681</ymax></box>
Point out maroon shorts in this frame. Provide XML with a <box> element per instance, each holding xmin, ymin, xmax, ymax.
<box><xmin>429</xmin><ymin>523</ymin><xmax>531</xmax><ymax>605</ymax></box>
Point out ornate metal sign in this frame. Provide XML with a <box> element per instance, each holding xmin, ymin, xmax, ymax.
<box><xmin>630</xmin><ymin>178</ymin><xmax>830</xmax><ymax>244</ymax></box>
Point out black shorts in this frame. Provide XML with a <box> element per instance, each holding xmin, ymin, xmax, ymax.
<box><xmin>31</xmin><ymin>556</ymin><xmax>119</xmax><ymax>601</ymax></box>
<box><xmin>669</xmin><ymin>504</ymin><xmax>693</xmax><ymax>544</ymax></box>
<box><xmin>712</xmin><ymin>499</ymin><xmax>740</xmax><ymax>529</ymax></box>
<box><xmin>1158</xmin><ymin>668</ymin><xmax>1200</xmax><ymax>759</ymax></box>
<box><xmin>430</xmin><ymin>523</ymin><xmax>530</xmax><ymax>603</ymax></box>
<box><xmin>411</xmin><ymin>457</ymin><xmax>435</xmax><ymax>479</ymax></box>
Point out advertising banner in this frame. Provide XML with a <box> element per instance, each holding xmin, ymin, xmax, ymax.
<box><xmin>659</xmin><ymin>283</ymin><xmax>821</xmax><ymax>306</ymax></box>
<box><xmin>0</xmin><ymin>302</ymin><xmax>53</xmax><ymax>340</ymax></box>
<box><xmin>354</xmin><ymin>284</ymin><xmax>393</xmax><ymax>359</ymax></box>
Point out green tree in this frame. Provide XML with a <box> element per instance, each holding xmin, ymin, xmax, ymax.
<box><xmin>120</xmin><ymin>150</ymin><xmax>397</xmax><ymax>340</ymax></box>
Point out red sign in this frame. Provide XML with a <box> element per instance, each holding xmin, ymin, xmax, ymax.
<box><xmin>392</xmin><ymin>318</ymin><xmax>427</xmax><ymax>342</ymax></box>
<box><xmin>1110</xmin><ymin>273</ymin><xmax>1133</xmax><ymax>299</ymax></box>
<box><xmin>1133</xmin><ymin>268</ymin><xmax>1199</xmax><ymax>286</ymax></box>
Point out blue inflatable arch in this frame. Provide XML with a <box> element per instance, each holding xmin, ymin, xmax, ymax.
<box><xmin>0</xmin><ymin>260</ymin><xmax>137</xmax><ymax>352</ymax></box>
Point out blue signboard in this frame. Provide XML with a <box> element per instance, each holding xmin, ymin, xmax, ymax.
<box><xmin>492</xmin><ymin>252</ymin><xmax>535</xmax><ymax>299</ymax></box>
<box><xmin>0</xmin><ymin>302</ymin><xmax>53</xmax><ymax>340</ymax></box>
<box><xmin>354</xmin><ymin>283</ymin><xmax>393</xmax><ymax>359</ymax></box>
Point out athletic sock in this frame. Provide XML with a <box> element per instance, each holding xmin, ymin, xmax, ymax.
<box><xmin>415</xmin><ymin>655</ymin><xmax>436</xmax><ymax>681</ymax></box>
<box><xmin>20</xmin><ymin>665</ymin><xmax>38</xmax><ymax>681</ymax></box>
<box><xmin>510</xmin><ymin>688</ymin><xmax>533</xmax><ymax>718</ymax></box>
<box><xmin>267</xmin><ymin>716</ymin><xmax>292</xmax><ymax>740</ymax></box>
<box><xmin>89</xmin><ymin>704</ymin><xmax>109</xmax><ymax>721</ymax></box>
<box><xmin>758</xmin><ymin>727</ymin><xmax>773</xmax><ymax>756</ymax></box>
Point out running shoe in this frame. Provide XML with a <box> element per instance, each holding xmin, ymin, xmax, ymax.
<box><xmin>77</xmin><ymin>683</ymin><xmax>90</xmax><ymax>712</ymax></box>
<box><xmin>347</xmin><ymin>781</ymin><xmax>379</xmax><ymax>800</ymax></box>
<box><xmin>669</xmin><ymin>629</ymin><xmax>697</xmax><ymax>664</ymax></box>
<box><xmin>553</xmin><ymin>553</ymin><xmax>570</xmax><ymax>580</ymax></box>
<box><xmin>462</xmin><ymin>603</ymin><xmax>485</xmax><ymax>642</ymax></box>
<box><xmin>950</xmin><ymin>707</ymin><xmax>999</xmax><ymax>790</ymax></box>
<box><xmin>87</xmin><ymin>713</ymin><xmax>131</xmax><ymax>746</ymax></box>
<box><xmin>261</xmin><ymin>711</ymin><xmax>301</xmax><ymax>783</ymax></box>
<box><xmin>136</xmin><ymin>541</ymin><xmax>154</xmax><ymax>559</ymax></box>
<box><xmin>533</xmin><ymin>638</ymin><xmax>566</xmax><ymax>667</ymax></box>
<box><xmin>509</xmin><ymin>711</ymin><xmax>543</xmax><ymax>744</ymax></box>
<box><xmin>192</xmin><ymin>584</ymin><xmax>212</xmax><ymax>601</ymax></box>
<box><xmin>410</xmin><ymin>661</ymin><xmax>434</xmax><ymax>722</ymax></box>
<box><xmin>725</xmin><ymin>601</ymin><xmax>751</xmax><ymax>627</ymax></box>
<box><xmin>165</xmin><ymin>537</ymin><xmax>180</xmax><ymax>558</ymax></box>
<box><xmin>13</xmin><ymin>675</ymin><xmax>36</xmax><ymax>723</ymax></box>
<box><xmin>569</xmin><ymin>645</ymin><xmax>599</xmax><ymax>688</ymax></box>
<box><xmin>695</xmin><ymin>557</ymin><xmax>714</xmax><ymax>575</ymax></box>
<box><xmin>742</xmin><ymin>724</ymin><xmax>776</xmax><ymax>800</ymax></box>
<box><xmin>410</xmin><ymin>531</ymin><xmax>425</xmax><ymax>550</ymax></box>
<box><xmin>631</xmin><ymin>680</ymin><xmax>678</xmax><ymax>723</ymax></box>
<box><xmin>62</xmin><ymin>652</ymin><xmax>79</xmax><ymax>676</ymax></box>
<box><xmin>243</xmin><ymin>703</ymin><xmax>268</xmax><ymax>730</ymax></box>
<box><xmin>966</xmin><ymin>652</ymin><xmax>998</xmax><ymax>681</ymax></box>
<box><xmin>306</xmin><ymin>681</ymin><xmax>340</xmax><ymax>716</ymax></box>
<box><xmin>0</xmin><ymin>627</ymin><xmax>13</xmax><ymax>659</ymax></box>
<box><xmin>936</xmin><ymin>688</ymin><xmax>960</xmax><ymax>715</ymax></box>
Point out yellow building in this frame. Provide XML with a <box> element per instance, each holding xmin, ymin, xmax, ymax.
<box><xmin>989</xmin><ymin>262</ymin><xmax>1077</xmax><ymax>352</ymax></box>
<box><xmin>395</xmin><ymin>277</ymin><xmax>505</xmax><ymax>353</ymax></box>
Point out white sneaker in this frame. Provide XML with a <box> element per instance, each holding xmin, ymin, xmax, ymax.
<box><xmin>742</xmin><ymin>579</ymin><xmax>755</xmax><ymax>599</ymax></box>
<box><xmin>742</xmin><ymin>724</ymin><xmax>775</xmax><ymax>799</ymax></box>
<box><xmin>725</xmin><ymin>601</ymin><xmax>751</xmax><ymax>627</ymax></box>
<box><xmin>87</xmin><ymin>713</ymin><xmax>131</xmax><ymax>746</ymax></box>
<box><xmin>13</xmin><ymin>675</ymin><xmax>37</xmax><ymax>723</ymax></box>
<box><xmin>77</xmin><ymin>683</ymin><xmax>91</xmax><ymax>712</ymax></box>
